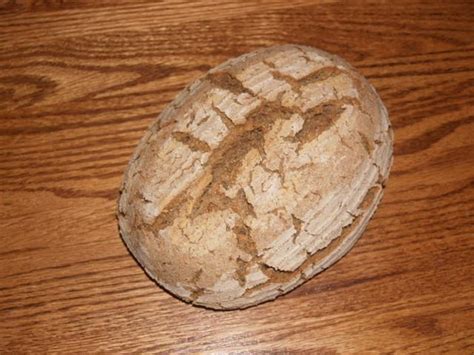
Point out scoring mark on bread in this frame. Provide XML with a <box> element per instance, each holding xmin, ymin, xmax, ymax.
<box><xmin>298</xmin><ymin>66</ymin><xmax>347</xmax><ymax>86</ymax></box>
<box><xmin>294</xmin><ymin>102</ymin><xmax>344</xmax><ymax>146</ymax></box>
<box><xmin>207</xmin><ymin>71</ymin><xmax>254</xmax><ymax>97</ymax></box>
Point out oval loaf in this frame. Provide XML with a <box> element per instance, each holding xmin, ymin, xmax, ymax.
<box><xmin>118</xmin><ymin>44</ymin><xmax>393</xmax><ymax>310</ymax></box>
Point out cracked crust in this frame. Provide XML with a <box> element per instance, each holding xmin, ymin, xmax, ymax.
<box><xmin>118</xmin><ymin>44</ymin><xmax>393</xmax><ymax>310</ymax></box>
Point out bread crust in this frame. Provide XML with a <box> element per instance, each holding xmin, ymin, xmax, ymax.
<box><xmin>118</xmin><ymin>44</ymin><xmax>393</xmax><ymax>310</ymax></box>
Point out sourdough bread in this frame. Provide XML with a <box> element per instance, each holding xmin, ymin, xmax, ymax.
<box><xmin>118</xmin><ymin>44</ymin><xmax>393</xmax><ymax>310</ymax></box>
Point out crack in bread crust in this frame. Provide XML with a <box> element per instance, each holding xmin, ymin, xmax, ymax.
<box><xmin>118</xmin><ymin>44</ymin><xmax>393</xmax><ymax>310</ymax></box>
<box><xmin>171</xmin><ymin>131</ymin><xmax>211</xmax><ymax>152</ymax></box>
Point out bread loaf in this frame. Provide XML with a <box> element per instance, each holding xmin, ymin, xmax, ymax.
<box><xmin>118</xmin><ymin>44</ymin><xmax>393</xmax><ymax>310</ymax></box>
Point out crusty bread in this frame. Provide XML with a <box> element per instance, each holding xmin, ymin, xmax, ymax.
<box><xmin>118</xmin><ymin>44</ymin><xmax>393</xmax><ymax>310</ymax></box>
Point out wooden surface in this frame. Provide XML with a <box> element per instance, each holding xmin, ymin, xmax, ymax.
<box><xmin>1</xmin><ymin>0</ymin><xmax>473</xmax><ymax>353</ymax></box>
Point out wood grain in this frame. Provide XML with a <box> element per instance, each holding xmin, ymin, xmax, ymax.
<box><xmin>1</xmin><ymin>0</ymin><xmax>473</xmax><ymax>352</ymax></box>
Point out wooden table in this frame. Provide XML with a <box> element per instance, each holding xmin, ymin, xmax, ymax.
<box><xmin>1</xmin><ymin>1</ymin><xmax>473</xmax><ymax>353</ymax></box>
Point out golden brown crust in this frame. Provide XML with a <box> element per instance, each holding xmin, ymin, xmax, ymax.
<box><xmin>118</xmin><ymin>44</ymin><xmax>393</xmax><ymax>310</ymax></box>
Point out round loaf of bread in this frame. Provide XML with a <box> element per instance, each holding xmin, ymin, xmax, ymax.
<box><xmin>118</xmin><ymin>44</ymin><xmax>393</xmax><ymax>310</ymax></box>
